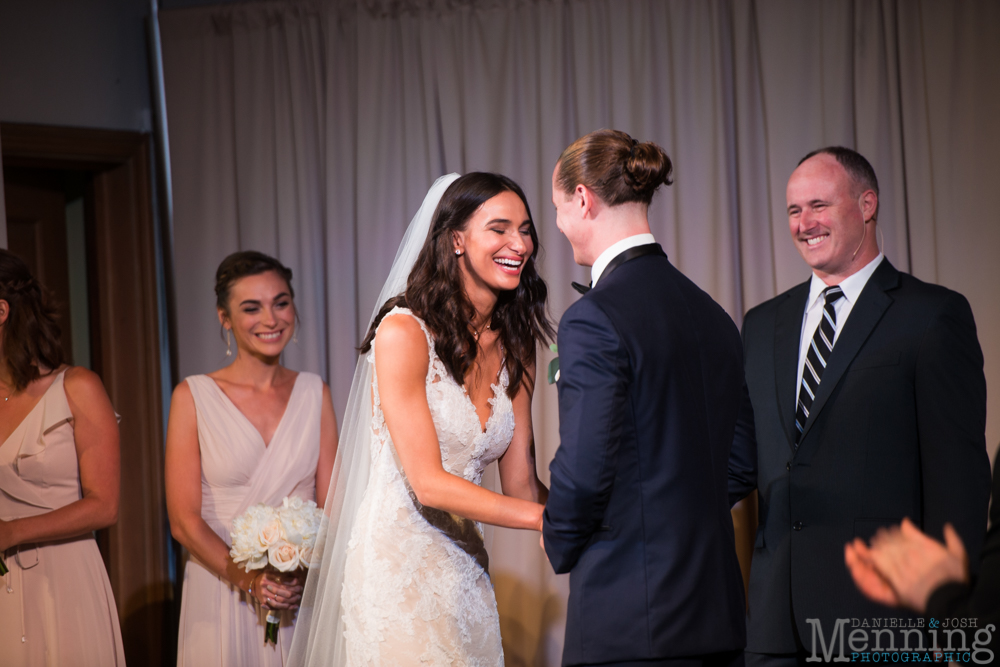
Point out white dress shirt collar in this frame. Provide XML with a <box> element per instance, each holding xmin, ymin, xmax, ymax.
<box><xmin>591</xmin><ymin>233</ymin><xmax>657</xmax><ymax>287</ymax></box>
<box><xmin>795</xmin><ymin>253</ymin><xmax>885</xmax><ymax>404</ymax></box>
<box><xmin>805</xmin><ymin>252</ymin><xmax>885</xmax><ymax>310</ymax></box>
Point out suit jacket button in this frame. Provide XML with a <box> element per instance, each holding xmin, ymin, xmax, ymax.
<box><xmin>793</xmin><ymin>521</ymin><xmax>803</xmax><ymax>531</ymax></box>
<box><xmin>786</xmin><ymin>461</ymin><xmax>791</xmax><ymax>471</ymax></box>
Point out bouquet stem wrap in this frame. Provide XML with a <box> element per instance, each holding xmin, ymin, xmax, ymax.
<box><xmin>265</xmin><ymin>611</ymin><xmax>280</xmax><ymax>645</ymax></box>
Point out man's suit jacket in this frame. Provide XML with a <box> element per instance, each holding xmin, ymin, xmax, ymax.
<box><xmin>544</xmin><ymin>246</ymin><xmax>753</xmax><ymax>666</ymax></box>
<box><xmin>736</xmin><ymin>258</ymin><xmax>992</xmax><ymax>654</ymax></box>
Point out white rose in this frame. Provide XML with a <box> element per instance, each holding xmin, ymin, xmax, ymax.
<box><xmin>299</xmin><ymin>545</ymin><xmax>315</xmax><ymax>568</ymax></box>
<box><xmin>268</xmin><ymin>541</ymin><xmax>301</xmax><ymax>572</ymax></box>
<box><xmin>256</xmin><ymin>517</ymin><xmax>283</xmax><ymax>550</ymax></box>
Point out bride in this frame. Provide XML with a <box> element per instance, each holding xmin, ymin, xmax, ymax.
<box><xmin>289</xmin><ymin>172</ymin><xmax>554</xmax><ymax>665</ymax></box>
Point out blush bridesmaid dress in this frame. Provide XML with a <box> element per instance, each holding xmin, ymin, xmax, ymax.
<box><xmin>0</xmin><ymin>368</ymin><xmax>126</xmax><ymax>667</ymax></box>
<box><xmin>176</xmin><ymin>372</ymin><xmax>321</xmax><ymax>667</ymax></box>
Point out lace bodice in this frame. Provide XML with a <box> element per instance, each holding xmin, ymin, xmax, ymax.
<box><xmin>369</xmin><ymin>307</ymin><xmax>514</xmax><ymax>484</ymax></box>
<box><xmin>341</xmin><ymin>307</ymin><xmax>512</xmax><ymax>666</ymax></box>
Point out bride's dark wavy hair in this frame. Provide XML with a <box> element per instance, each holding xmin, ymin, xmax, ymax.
<box><xmin>360</xmin><ymin>172</ymin><xmax>554</xmax><ymax>398</ymax></box>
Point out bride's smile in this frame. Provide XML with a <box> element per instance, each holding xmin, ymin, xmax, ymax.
<box><xmin>453</xmin><ymin>189</ymin><xmax>534</xmax><ymax>296</ymax></box>
<box><xmin>494</xmin><ymin>256</ymin><xmax>523</xmax><ymax>274</ymax></box>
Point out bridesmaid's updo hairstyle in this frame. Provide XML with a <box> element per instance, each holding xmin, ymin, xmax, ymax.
<box><xmin>556</xmin><ymin>129</ymin><xmax>673</xmax><ymax>206</ymax></box>
<box><xmin>214</xmin><ymin>250</ymin><xmax>295</xmax><ymax>315</ymax></box>
<box><xmin>361</xmin><ymin>172</ymin><xmax>554</xmax><ymax>399</ymax></box>
<box><xmin>0</xmin><ymin>249</ymin><xmax>65</xmax><ymax>391</ymax></box>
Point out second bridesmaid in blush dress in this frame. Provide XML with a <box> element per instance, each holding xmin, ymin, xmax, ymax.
<box><xmin>166</xmin><ymin>251</ymin><xmax>337</xmax><ymax>666</ymax></box>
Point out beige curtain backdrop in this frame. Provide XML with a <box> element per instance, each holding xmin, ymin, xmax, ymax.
<box><xmin>161</xmin><ymin>1</ymin><xmax>1000</xmax><ymax>664</ymax></box>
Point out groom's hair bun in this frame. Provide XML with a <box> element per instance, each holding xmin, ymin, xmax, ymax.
<box><xmin>556</xmin><ymin>129</ymin><xmax>673</xmax><ymax>207</ymax></box>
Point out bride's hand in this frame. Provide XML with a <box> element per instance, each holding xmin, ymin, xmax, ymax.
<box><xmin>253</xmin><ymin>570</ymin><xmax>304</xmax><ymax>610</ymax></box>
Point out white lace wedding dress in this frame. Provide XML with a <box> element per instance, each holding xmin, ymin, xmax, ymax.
<box><xmin>341</xmin><ymin>307</ymin><xmax>513</xmax><ymax>666</ymax></box>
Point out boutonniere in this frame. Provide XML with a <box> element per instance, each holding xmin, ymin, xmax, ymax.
<box><xmin>547</xmin><ymin>344</ymin><xmax>559</xmax><ymax>384</ymax></box>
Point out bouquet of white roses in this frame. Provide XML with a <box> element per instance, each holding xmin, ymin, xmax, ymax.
<box><xmin>230</xmin><ymin>496</ymin><xmax>324</xmax><ymax>644</ymax></box>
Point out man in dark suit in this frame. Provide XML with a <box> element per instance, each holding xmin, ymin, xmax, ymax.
<box><xmin>543</xmin><ymin>129</ymin><xmax>754</xmax><ymax>667</ymax></box>
<box><xmin>733</xmin><ymin>147</ymin><xmax>992</xmax><ymax>665</ymax></box>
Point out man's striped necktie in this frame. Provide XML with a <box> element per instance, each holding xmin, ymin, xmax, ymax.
<box><xmin>795</xmin><ymin>285</ymin><xmax>845</xmax><ymax>445</ymax></box>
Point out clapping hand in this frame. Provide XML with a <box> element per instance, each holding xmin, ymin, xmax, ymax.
<box><xmin>844</xmin><ymin>518</ymin><xmax>969</xmax><ymax>614</ymax></box>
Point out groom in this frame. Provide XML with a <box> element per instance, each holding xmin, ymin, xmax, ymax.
<box><xmin>542</xmin><ymin>130</ymin><xmax>755</xmax><ymax>667</ymax></box>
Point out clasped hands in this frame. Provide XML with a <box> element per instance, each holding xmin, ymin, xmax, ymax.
<box><xmin>844</xmin><ymin>518</ymin><xmax>969</xmax><ymax>614</ymax></box>
<box><xmin>250</xmin><ymin>570</ymin><xmax>304</xmax><ymax>611</ymax></box>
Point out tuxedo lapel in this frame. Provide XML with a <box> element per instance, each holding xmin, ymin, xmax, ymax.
<box><xmin>797</xmin><ymin>260</ymin><xmax>899</xmax><ymax>446</ymax></box>
<box><xmin>774</xmin><ymin>283</ymin><xmax>809</xmax><ymax>451</ymax></box>
<box><xmin>571</xmin><ymin>244</ymin><xmax>664</xmax><ymax>295</ymax></box>
<box><xmin>598</xmin><ymin>244</ymin><xmax>666</xmax><ymax>285</ymax></box>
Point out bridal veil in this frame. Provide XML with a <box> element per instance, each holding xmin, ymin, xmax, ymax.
<box><xmin>287</xmin><ymin>173</ymin><xmax>461</xmax><ymax>665</ymax></box>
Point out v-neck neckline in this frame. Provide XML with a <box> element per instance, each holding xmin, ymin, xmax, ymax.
<box><xmin>0</xmin><ymin>368</ymin><xmax>68</xmax><ymax>453</ymax></box>
<box><xmin>206</xmin><ymin>373</ymin><xmax>300</xmax><ymax>449</ymax></box>
<box><xmin>460</xmin><ymin>366</ymin><xmax>505</xmax><ymax>435</ymax></box>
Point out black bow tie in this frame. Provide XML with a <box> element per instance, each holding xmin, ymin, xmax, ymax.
<box><xmin>570</xmin><ymin>243</ymin><xmax>666</xmax><ymax>295</ymax></box>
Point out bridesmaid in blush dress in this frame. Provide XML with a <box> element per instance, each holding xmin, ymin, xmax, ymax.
<box><xmin>0</xmin><ymin>249</ymin><xmax>125</xmax><ymax>666</ymax></box>
<box><xmin>166</xmin><ymin>251</ymin><xmax>337</xmax><ymax>666</ymax></box>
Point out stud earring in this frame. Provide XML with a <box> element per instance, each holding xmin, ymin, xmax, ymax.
<box><xmin>226</xmin><ymin>329</ymin><xmax>232</xmax><ymax>357</ymax></box>
<box><xmin>455</xmin><ymin>249</ymin><xmax>462</xmax><ymax>256</ymax></box>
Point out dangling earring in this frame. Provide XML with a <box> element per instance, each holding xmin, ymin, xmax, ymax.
<box><xmin>293</xmin><ymin>325</ymin><xmax>299</xmax><ymax>345</ymax></box>
<box><xmin>226</xmin><ymin>329</ymin><xmax>232</xmax><ymax>357</ymax></box>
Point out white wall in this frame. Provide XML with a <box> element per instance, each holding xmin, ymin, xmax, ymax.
<box><xmin>0</xmin><ymin>0</ymin><xmax>153</xmax><ymax>131</ymax></box>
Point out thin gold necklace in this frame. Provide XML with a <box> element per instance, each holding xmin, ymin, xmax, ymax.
<box><xmin>471</xmin><ymin>318</ymin><xmax>492</xmax><ymax>341</ymax></box>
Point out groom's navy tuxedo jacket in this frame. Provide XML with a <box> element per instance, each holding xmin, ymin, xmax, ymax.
<box><xmin>544</xmin><ymin>245</ymin><xmax>754</xmax><ymax>666</ymax></box>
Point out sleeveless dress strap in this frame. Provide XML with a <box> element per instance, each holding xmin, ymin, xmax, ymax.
<box><xmin>371</xmin><ymin>307</ymin><xmax>440</xmax><ymax>383</ymax></box>
<box><xmin>16</xmin><ymin>368</ymin><xmax>73</xmax><ymax>462</ymax></box>
<box><xmin>378</xmin><ymin>307</ymin><xmax>434</xmax><ymax>347</ymax></box>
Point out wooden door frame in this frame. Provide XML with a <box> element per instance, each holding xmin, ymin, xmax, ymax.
<box><xmin>1</xmin><ymin>122</ymin><xmax>172</xmax><ymax>667</ymax></box>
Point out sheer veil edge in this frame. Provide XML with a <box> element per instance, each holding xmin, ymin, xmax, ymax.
<box><xmin>287</xmin><ymin>173</ymin><xmax>461</xmax><ymax>666</ymax></box>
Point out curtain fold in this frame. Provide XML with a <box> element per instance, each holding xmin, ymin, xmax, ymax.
<box><xmin>161</xmin><ymin>1</ymin><xmax>1000</xmax><ymax>663</ymax></box>
<box><xmin>162</xmin><ymin>2</ymin><xmax>329</xmax><ymax>397</ymax></box>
